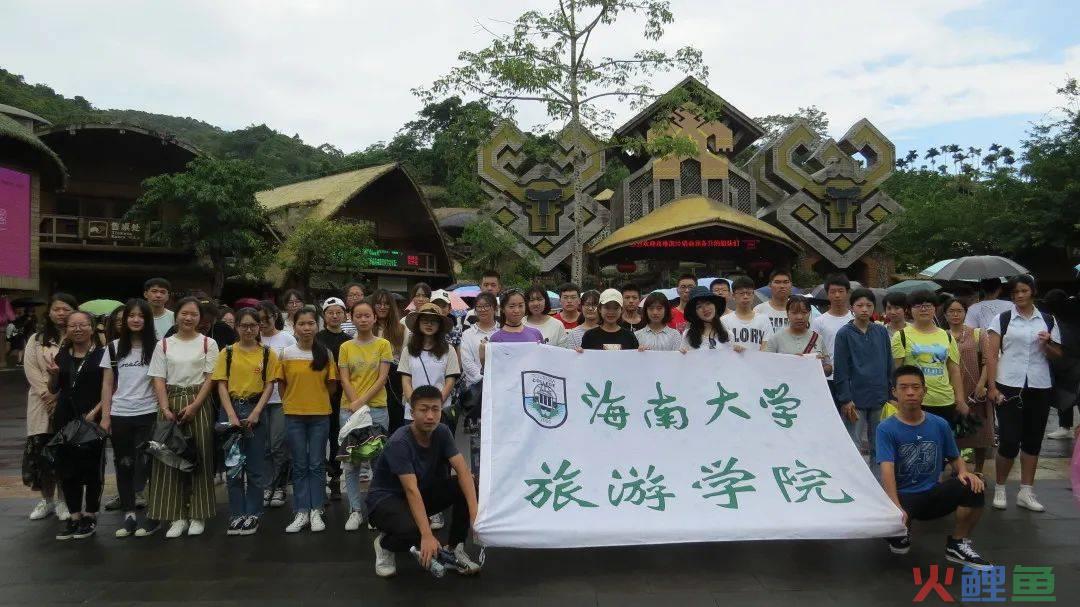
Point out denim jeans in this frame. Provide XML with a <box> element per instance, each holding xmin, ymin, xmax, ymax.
<box><xmin>227</xmin><ymin>418</ymin><xmax>270</xmax><ymax>518</ymax></box>
<box><xmin>265</xmin><ymin>402</ymin><xmax>289</xmax><ymax>488</ymax></box>
<box><xmin>340</xmin><ymin>406</ymin><xmax>389</xmax><ymax>514</ymax></box>
<box><xmin>285</xmin><ymin>415</ymin><xmax>329</xmax><ymax>513</ymax></box>
<box><xmin>845</xmin><ymin>406</ymin><xmax>882</xmax><ymax>472</ymax></box>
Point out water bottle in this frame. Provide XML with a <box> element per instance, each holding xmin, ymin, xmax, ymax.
<box><xmin>410</xmin><ymin>546</ymin><xmax>446</xmax><ymax>578</ymax></box>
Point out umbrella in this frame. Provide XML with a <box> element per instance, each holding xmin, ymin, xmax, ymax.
<box><xmin>655</xmin><ymin>288</ymin><xmax>679</xmax><ymax>301</ymax></box>
<box><xmin>810</xmin><ymin>282</ymin><xmax>887</xmax><ymax>312</ymax></box>
<box><xmin>887</xmin><ymin>280</ymin><xmax>942</xmax><ymax>295</ymax></box>
<box><xmin>404</xmin><ymin>291</ymin><xmax>470</xmax><ymax>313</ymax></box>
<box><xmin>932</xmin><ymin>256</ymin><xmax>1028</xmax><ymax>281</ymax></box>
<box><xmin>445</xmin><ymin>282</ymin><xmax>477</xmax><ymax>291</ymax></box>
<box><xmin>10</xmin><ymin>297</ymin><xmax>46</xmax><ymax>307</ymax></box>
<box><xmin>755</xmin><ymin>286</ymin><xmax>805</xmax><ymax>299</ymax></box>
<box><xmin>697</xmin><ymin>277</ymin><xmax>728</xmax><ymax>288</ymax></box>
<box><xmin>79</xmin><ymin>299</ymin><xmax>124</xmax><ymax>317</ymax></box>
<box><xmin>547</xmin><ymin>291</ymin><xmax>563</xmax><ymax>311</ymax></box>
<box><xmin>234</xmin><ymin>297</ymin><xmax>261</xmax><ymax>309</ymax></box>
<box><xmin>451</xmin><ymin>285</ymin><xmax>481</xmax><ymax>298</ymax></box>
<box><xmin>918</xmin><ymin>259</ymin><xmax>955</xmax><ymax>278</ymax></box>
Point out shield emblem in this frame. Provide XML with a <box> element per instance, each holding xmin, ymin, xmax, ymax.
<box><xmin>521</xmin><ymin>371</ymin><xmax>568</xmax><ymax>429</ymax></box>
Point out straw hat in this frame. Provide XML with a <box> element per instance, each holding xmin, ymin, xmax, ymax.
<box><xmin>404</xmin><ymin>302</ymin><xmax>453</xmax><ymax>333</ymax></box>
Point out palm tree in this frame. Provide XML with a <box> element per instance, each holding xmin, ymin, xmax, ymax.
<box><xmin>982</xmin><ymin>153</ymin><xmax>999</xmax><ymax>172</ymax></box>
<box><xmin>937</xmin><ymin>164</ymin><xmax>948</xmax><ymax>175</ymax></box>
<box><xmin>924</xmin><ymin>147</ymin><xmax>941</xmax><ymax>168</ymax></box>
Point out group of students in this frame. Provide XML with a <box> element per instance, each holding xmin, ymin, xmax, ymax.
<box><xmin>18</xmin><ymin>268</ymin><xmax>1070</xmax><ymax>576</ymax></box>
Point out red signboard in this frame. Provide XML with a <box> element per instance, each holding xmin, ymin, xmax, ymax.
<box><xmin>0</xmin><ymin>168</ymin><xmax>31</xmax><ymax>279</ymax></box>
<box><xmin>629</xmin><ymin>238</ymin><xmax>760</xmax><ymax>251</ymax></box>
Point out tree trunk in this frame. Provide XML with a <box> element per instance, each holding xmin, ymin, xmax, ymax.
<box><xmin>210</xmin><ymin>253</ymin><xmax>225</xmax><ymax>298</ymax></box>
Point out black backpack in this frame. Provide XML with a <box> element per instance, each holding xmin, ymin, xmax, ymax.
<box><xmin>997</xmin><ymin>310</ymin><xmax>1056</xmax><ymax>351</ymax></box>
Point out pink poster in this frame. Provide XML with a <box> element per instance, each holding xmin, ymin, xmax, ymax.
<box><xmin>0</xmin><ymin>167</ymin><xmax>32</xmax><ymax>279</ymax></box>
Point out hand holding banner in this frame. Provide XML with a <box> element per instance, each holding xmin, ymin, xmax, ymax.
<box><xmin>474</xmin><ymin>344</ymin><xmax>906</xmax><ymax>548</ymax></box>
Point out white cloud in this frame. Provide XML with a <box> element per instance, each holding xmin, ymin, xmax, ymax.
<box><xmin>0</xmin><ymin>0</ymin><xmax>1074</xmax><ymax>149</ymax></box>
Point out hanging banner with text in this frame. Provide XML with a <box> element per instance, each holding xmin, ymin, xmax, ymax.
<box><xmin>475</xmin><ymin>344</ymin><xmax>906</xmax><ymax>548</ymax></box>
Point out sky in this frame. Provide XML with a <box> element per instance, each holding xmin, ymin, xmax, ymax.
<box><xmin>2</xmin><ymin>0</ymin><xmax>1078</xmax><ymax>164</ymax></box>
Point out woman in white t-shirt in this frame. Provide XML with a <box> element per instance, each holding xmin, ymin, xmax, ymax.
<box><xmin>257</xmin><ymin>300</ymin><xmax>297</xmax><ymax>508</ymax></box>
<box><xmin>524</xmin><ymin>287</ymin><xmax>567</xmax><ymax>347</ymax></box>
<box><xmin>99</xmin><ymin>298</ymin><xmax>159</xmax><ymax>538</ymax></box>
<box><xmin>399</xmin><ymin>303</ymin><xmax>461</xmax><ymax>422</ymax></box>
<box><xmin>146</xmin><ymin>297</ymin><xmax>219</xmax><ymax>538</ymax></box>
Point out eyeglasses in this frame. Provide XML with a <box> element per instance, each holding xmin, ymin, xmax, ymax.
<box><xmin>912</xmin><ymin>303</ymin><xmax>935</xmax><ymax>310</ymax></box>
<box><xmin>475</xmin><ymin>305</ymin><xmax>492</xmax><ymax>311</ymax></box>
<box><xmin>238</xmin><ymin>323</ymin><xmax>260</xmax><ymax>330</ymax></box>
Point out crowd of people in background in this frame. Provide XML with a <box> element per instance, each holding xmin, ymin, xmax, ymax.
<box><xmin>12</xmin><ymin>267</ymin><xmax>1079</xmax><ymax>576</ymax></box>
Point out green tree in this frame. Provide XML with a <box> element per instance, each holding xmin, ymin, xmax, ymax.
<box><xmin>422</xmin><ymin>0</ymin><xmax>710</xmax><ymax>284</ymax></box>
<box><xmin>460</xmin><ymin>219</ymin><xmax>541</xmax><ymax>287</ymax></box>
<box><xmin>126</xmin><ymin>157</ymin><xmax>270</xmax><ymax>297</ymax></box>
<box><xmin>279</xmin><ymin>218</ymin><xmax>376</xmax><ymax>297</ymax></box>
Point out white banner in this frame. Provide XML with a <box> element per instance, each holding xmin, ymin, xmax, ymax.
<box><xmin>475</xmin><ymin>344</ymin><xmax>906</xmax><ymax>548</ymax></box>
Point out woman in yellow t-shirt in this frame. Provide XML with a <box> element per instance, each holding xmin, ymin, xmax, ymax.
<box><xmin>278</xmin><ymin>307</ymin><xmax>337</xmax><ymax>534</ymax></box>
<box><xmin>211</xmin><ymin>307</ymin><xmax>281</xmax><ymax>536</ymax></box>
<box><xmin>337</xmin><ymin>300</ymin><xmax>393</xmax><ymax>530</ymax></box>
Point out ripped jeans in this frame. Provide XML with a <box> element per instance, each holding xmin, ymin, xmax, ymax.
<box><xmin>109</xmin><ymin>412</ymin><xmax>156</xmax><ymax>512</ymax></box>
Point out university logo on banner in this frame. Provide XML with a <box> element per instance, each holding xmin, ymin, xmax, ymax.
<box><xmin>521</xmin><ymin>371</ymin><xmax>568</xmax><ymax>429</ymax></box>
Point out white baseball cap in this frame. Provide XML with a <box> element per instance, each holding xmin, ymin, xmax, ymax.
<box><xmin>598</xmin><ymin>288</ymin><xmax>623</xmax><ymax>306</ymax></box>
<box><xmin>431</xmin><ymin>289</ymin><xmax>452</xmax><ymax>304</ymax></box>
<box><xmin>322</xmin><ymin>297</ymin><xmax>347</xmax><ymax>312</ymax></box>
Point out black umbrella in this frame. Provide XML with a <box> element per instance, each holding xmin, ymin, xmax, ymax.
<box><xmin>11</xmin><ymin>297</ymin><xmax>46</xmax><ymax>307</ymax></box>
<box><xmin>932</xmin><ymin>256</ymin><xmax>1028</xmax><ymax>281</ymax></box>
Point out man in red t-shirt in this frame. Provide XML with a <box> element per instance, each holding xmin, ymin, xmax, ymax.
<box><xmin>552</xmin><ymin>283</ymin><xmax>582</xmax><ymax>329</ymax></box>
<box><xmin>669</xmin><ymin>274</ymin><xmax>697</xmax><ymax>332</ymax></box>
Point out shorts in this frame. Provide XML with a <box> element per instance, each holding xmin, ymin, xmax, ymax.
<box><xmin>899</xmin><ymin>476</ymin><xmax>984</xmax><ymax>521</ymax></box>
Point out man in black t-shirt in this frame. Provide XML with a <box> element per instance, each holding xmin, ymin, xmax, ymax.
<box><xmin>317</xmin><ymin>297</ymin><xmax>352</xmax><ymax>498</ymax></box>
<box><xmin>582</xmin><ymin>288</ymin><xmax>640</xmax><ymax>351</ymax></box>
<box><xmin>367</xmin><ymin>385</ymin><xmax>480</xmax><ymax>578</ymax></box>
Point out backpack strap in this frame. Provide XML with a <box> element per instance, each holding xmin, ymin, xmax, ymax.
<box><xmin>998</xmin><ymin>310</ymin><xmax>1012</xmax><ymax>352</ymax></box>
<box><xmin>203</xmin><ymin>335</ymin><xmax>208</xmax><ymax>354</ymax></box>
<box><xmin>225</xmin><ymin>345</ymin><xmax>233</xmax><ymax>382</ymax></box>
<box><xmin>161</xmin><ymin>337</ymin><xmax>167</xmax><ymax>357</ymax></box>
<box><xmin>107</xmin><ymin>341</ymin><xmax>119</xmax><ymax>390</ymax></box>
<box><xmin>1045</xmin><ymin>313</ymin><xmax>1056</xmax><ymax>336</ymax></box>
<box><xmin>802</xmin><ymin>331</ymin><xmax>819</xmax><ymax>355</ymax></box>
<box><xmin>899</xmin><ymin>327</ymin><xmax>907</xmax><ymax>351</ymax></box>
<box><xmin>261</xmin><ymin>345</ymin><xmax>269</xmax><ymax>385</ymax></box>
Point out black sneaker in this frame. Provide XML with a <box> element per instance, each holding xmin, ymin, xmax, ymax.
<box><xmin>329</xmin><ymin>481</ymin><xmax>342</xmax><ymax>501</ymax></box>
<box><xmin>945</xmin><ymin>537</ymin><xmax>992</xmax><ymax>571</ymax></box>
<box><xmin>226</xmin><ymin>516</ymin><xmax>245</xmax><ymax>536</ymax></box>
<box><xmin>56</xmin><ymin>519</ymin><xmax>79</xmax><ymax>541</ymax></box>
<box><xmin>103</xmin><ymin>495</ymin><xmax>122</xmax><ymax>511</ymax></box>
<box><xmin>887</xmin><ymin>532</ymin><xmax>911</xmax><ymax>555</ymax></box>
<box><xmin>237</xmin><ymin>515</ymin><xmax>259</xmax><ymax>536</ymax></box>
<box><xmin>134</xmin><ymin>519</ymin><xmax>161</xmax><ymax>537</ymax></box>
<box><xmin>72</xmin><ymin>517</ymin><xmax>97</xmax><ymax>539</ymax></box>
<box><xmin>115</xmin><ymin>514</ymin><xmax>138</xmax><ymax>538</ymax></box>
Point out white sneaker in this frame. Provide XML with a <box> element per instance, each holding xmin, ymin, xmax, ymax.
<box><xmin>1016</xmin><ymin>489</ymin><xmax>1046</xmax><ymax>512</ymax></box>
<box><xmin>1045</xmin><ymin>427</ymin><xmax>1073</xmax><ymax>439</ymax></box>
<box><xmin>992</xmin><ymin>486</ymin><xmax>1007</xmax><ymax>510</ymax></box>
<box><xmin>187</xmin><ymin>519</ymin><xmax>205</xmax><ymax>536</ymax></box>
<box><xmin>165</xmin><ymin>520</ymin><xmax>189</xmax><ymax>538</ymax></box>
<box><xmin>29</xmin><ymin>499</ymin><xmax>53</xmax><ymax>521</ymax></box>
<box><xmin>430</xmin><ymin>512</ymin><xmax>445</xmax><ymax>530</ymax></box>
<box><xmin>345</xmin><ymin>511</ymin><xmax>363</xmax><ymax>532</ymax></box>
<box><xmin>373</xmin><ymin>533</ymin><xmax>397</xmax><ymax>577</ymax></box>
<box><xmin>285</xmin><ymin>511</ymin><xmax>309</xmax><ymax>533</ymax></box>
<box><xmin>451</xmin><ymin>543</ymin><xmax>482</xmax><ymax>575</ymax></box>
<box><xmin>55</xmin><ymin>500</ymin><xmax>70</xmax><ymax>521</ymax></box>
<box><xmin>310</xmin><ymin>510</ymin><xmax>326</xmax><ymax>532</ymax></box>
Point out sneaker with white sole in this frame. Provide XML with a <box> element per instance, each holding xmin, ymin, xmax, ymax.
<box><xmin>373</xmin><ymin>534</ymin><xmax>397</xmax><ymax>578</ymax></box>
<box><xmin>345</xmin><ymin>511</ymin><xmax>363</xmax><ymax>532</ymax></box>
<box><xmin>165</xmin><ymin>520</ymin><xmax>189</xmax><ymax>538</ymax></box>
<box><xmin>263</xmin><ymin>489</ymin><xmax>271</xmax><ymax>508</ymax></box>
<box><xmin>29</xmin><ymin>499</ymin><xmax>53</xmax><ymax>521</ymax></box>
<box><xmin>285</xmin><ymin>511</ymin><xmax>309</xmax><ymax>533</ymax></box>
<box><xmin>103</xmin><ymin>494</ymin><xmax>122</xmax><ymax>511</ymax></box>
<box><xmin>270</xmin><ymin>488</ymin><xmax>286</xmax><ymax>508</ymax></box>
<box><xmin>429</xmin><ymin>512</ymin><xmax>444</xmax><ymax>530</ymax></box>
<box><xmin>1016</xmin><ymin>489</ymin><xmax>1046</xmax><ymax>512</ymax></box>
<box><xmin>448</xmin><ymin>543</ymin><xmax>481</xmax><ymax>575</ymax></box>
<box><xmin>115</xmin><ymin>514</ymin><xmax>138</xmax><ymax>538</ymax></box>
<box><xmin>310</xmin><ymin>510</ymin><xmax>326</xmax><ymax>532</ymax></box>
<box><xmin>945</xmin><ymin>537</ymin><xmax>992</xmax><ymax>571</ymax></box>
<box><xmin>887</xmin><ymin>532</ymin><xmax>911</xmax><ymax>555</ymax></box>
<box><xmin>238</xmin><ymin>515</ymin><xmax>259</xmax><ymax>536</ymax></box>
<box><xmin>55</xmin><ymin>500</ymin><xmax>71</xmax><ymax>521</ymax></box>
<box><xmin>72</xmin><ymin>517</ymin><xmax>97</xmax><ymax>539</ymax></box>
<box><xmin>187</xmin><ymin>519</ymin><xmax>205</xmax><ymax>536</ymax></box>
<box><xmin>1045</xmin><ymin>427</ymin><xmax>1073</xmax><ymax>439</ymax></box>
<box><xmin>226</xmin><ymin>517</ymin><xmax>245</xmax><ymax>536</ymax></box>
<box><xmin>56</xmin><ymin>519</ymin><xmax>79</xmax><ymax>541</ymax></box>
<box><xmin>134</xmin><ymin>519</ymin><xmax>161</xmax><ymax>537</ymax></box>
<box><xmin>992</xmin><ymin>485</ymin><xmax>1007</xmax><ymax>510</ymax></box>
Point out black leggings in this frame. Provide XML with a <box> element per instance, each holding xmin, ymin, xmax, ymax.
<box><xmin>369</xmin><ymin>478</ymin><xmax>470</xmax><ymax>552</ymax></box>
<box><xmin>61</xmin><ymin>442</ymin><xmax>106</xmax><ymax>515</ymax></box>
<box><xmin>327</xmin><ymin>396</ymin><xmax>342</xmax><ymax>480</ymax></box>
<box><xmin>995</xmin><ymin>384</ymin><xmax>1051</xmax><ymax>459</ymax></box>
<box><xmin>110</xmin><ymin>413</ymin><xmax>156</xmax><ymax>512</ymax></box>
<box><xmin>900</xmin><ymin>477</ymin><xmax>985</xmax><ymax>521</ymax></box>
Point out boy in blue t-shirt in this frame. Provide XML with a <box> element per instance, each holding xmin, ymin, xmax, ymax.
<box><xmin>876</xmin><ymin>365</ymin><xmax>992</xmax><ymax>570</ymax></box>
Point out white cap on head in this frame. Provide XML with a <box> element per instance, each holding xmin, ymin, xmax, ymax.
<box><xmin>322</xmin><ymin>297</ymin><xmax>346</xmax><ymax>311</ymax></box>
<box><xmin>431</xmin><ymin>289</ymin><xmax>452</xmax><ymax>304</ymax></box>
<box><xmin>598</xmin><ymin>288</ymin><xmax>623</xmax><ymax>306</ymax></box>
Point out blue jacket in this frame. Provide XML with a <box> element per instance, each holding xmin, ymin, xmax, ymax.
<box><xmin>832</xmin><ymin>321</ymin><xmax>893</xmax><ymax>410</ymax></box>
